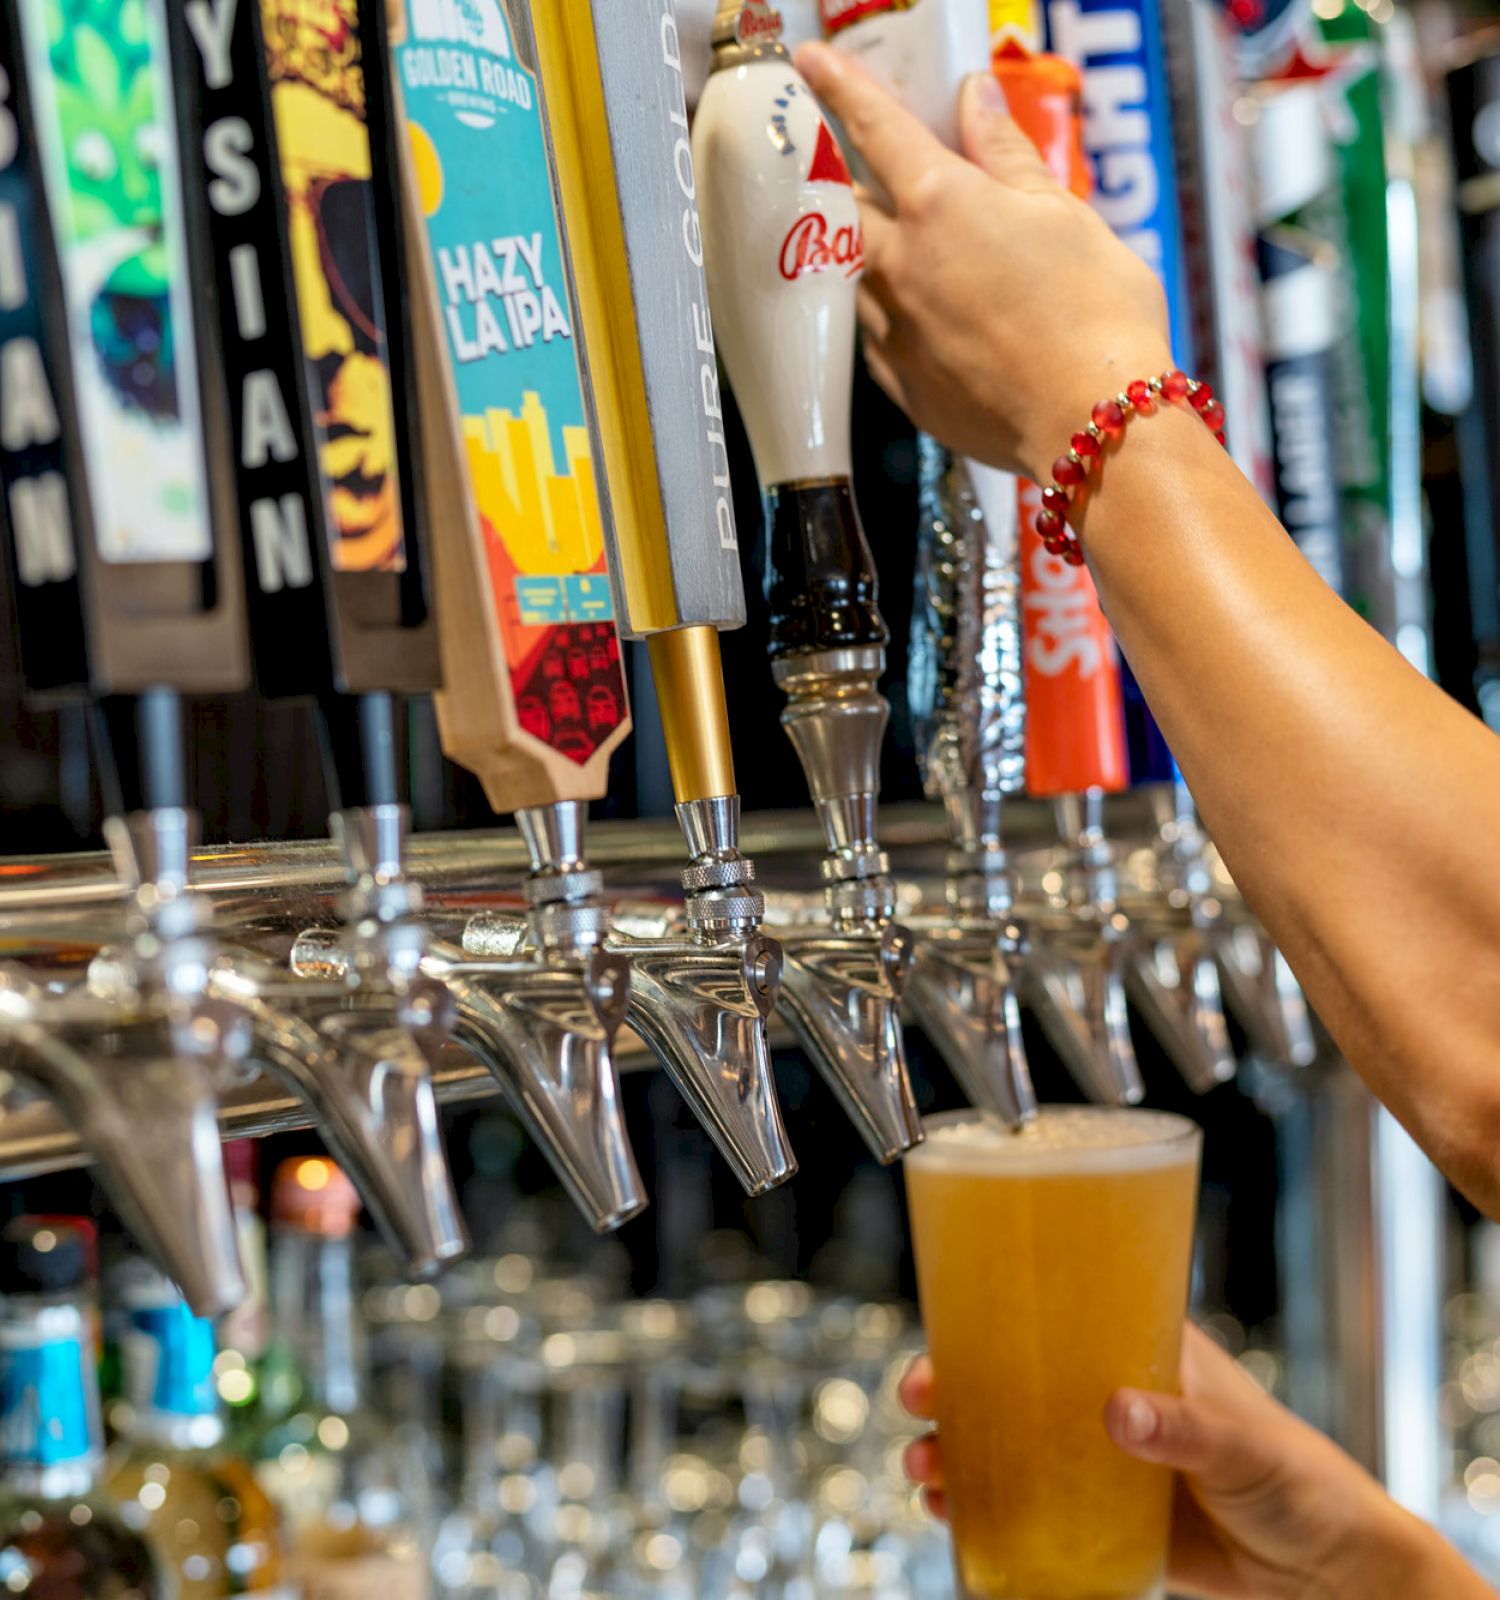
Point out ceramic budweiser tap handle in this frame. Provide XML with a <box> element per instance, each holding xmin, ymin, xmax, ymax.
<box><xmin>696</xmin><ymin>2</ymin><xmax>887</xmax><ymax>665</ymax></box>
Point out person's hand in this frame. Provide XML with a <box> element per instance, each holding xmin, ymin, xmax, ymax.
<box><xmin>900</xmin><ymin>1325</ymin><xmax>1485</xmax><ymax>1600</ymax></box>
<box><xmin>793</xmin><ymin>42</ymin><xmax>1171</xmax><ymax>482</ymax></box>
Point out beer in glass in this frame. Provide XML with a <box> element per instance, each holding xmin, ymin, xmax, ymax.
<box><xmin>905</xmin><ymin>1106</ymin><xmax>1202</xmax><ymax>1599</ymax></box>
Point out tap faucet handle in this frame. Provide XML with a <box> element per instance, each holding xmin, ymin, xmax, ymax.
<box><xmin>912</xmin><ymin>443</ymin><xmax>1027</xmax><ymax>858</ymax></box>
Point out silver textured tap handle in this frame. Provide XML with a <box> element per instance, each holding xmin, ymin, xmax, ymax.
<box><xmin>910</xmin><ymin>439</ymin><xmax>1025</xmax><ymax>853</ymax></box>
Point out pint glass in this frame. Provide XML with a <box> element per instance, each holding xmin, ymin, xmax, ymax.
<box><xmin>904</xmin><ymin>1107</ymin><xmax>1202</xmax><ymax>1600</ymax></box>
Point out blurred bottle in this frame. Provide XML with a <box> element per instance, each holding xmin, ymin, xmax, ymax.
<box><xmin>250</xmin><ymin>1158</ymin><xmax>431</xmax><ymax>1600</ymax></box>
<box><xmin>106</xmin><ymin>1264</ymin><xmax>286</xmax><ymax>1597</ymax></box>
<box><xmin>0</xmin><ymin>1218</ymin><xmax>168</xmax><ymax>1599</ymax></box>
<box><xmin>220</xmin><ymin>1144</ymin><xmax>272</xmax><ymax>1377</ymax></box>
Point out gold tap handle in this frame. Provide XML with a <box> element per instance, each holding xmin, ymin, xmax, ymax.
<box><xmin>647</xmin><ymin>628</ymin><xmax>737</xmax><ymax>804</ymax></box>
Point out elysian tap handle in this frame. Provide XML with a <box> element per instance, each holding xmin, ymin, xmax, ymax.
<box><xmin>180</xmin><ymin>0</ymin><xmax>439</xmax><ymax>704</ymax></box>
<box><xmin>2</xmin><ymin>0</ymin><xmax>248</xmax><ymax>696</ymax></box>
<box><xmin>0</xmin><ymin>0</ymin><xmax>252</xmax><ymax>1309</ymax></box>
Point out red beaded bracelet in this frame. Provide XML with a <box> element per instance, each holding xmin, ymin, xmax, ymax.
<box><xmin>1034</xmin><ymin>369</ymin><xmax>1227</xmax><ymax>566</ymax></box>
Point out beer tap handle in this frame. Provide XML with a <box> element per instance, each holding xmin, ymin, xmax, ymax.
<box><xmin>695</xmin><ymin>4</ymin><xmax>922</xmax><ymax>1161</ymax></box>
<box><xmin>0</xmin><ymin>0</ymin><xmax>258</xmax><ymax>1307</ymax></box>
<box><xmin>386</xmin><ymin>0</ymin><xmax>630</xmax><ymax>819</ymax></box>
<box><xmin>464</xmin><ymin>0</ymin><xmax>798</xmax><ymax>1191</ymax></box>
<box><xmin>524</xmin><ymin>0</ymin><xmax>754</xmax><ymax>834</ymax></box>
<box><xmin>696</xmin><ymin>5</ymin><xmax>893</xmax><ymax>888</ymax></box>
<box><xmin>3</xmin><ymin>0</ymin><xmax>248</xmax><ymax>700</ymax></box>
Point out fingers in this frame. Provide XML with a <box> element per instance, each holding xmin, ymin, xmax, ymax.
<box><xmin>922</xmin><ymin>1487</ymin><xmax>949</xmax><ymax>1522</ymax></box>
<box><xmin>1105</xmin><ymin>1385</ymin><xmax>1288</xmax><ymax>1499</ymax></box>
<box><xmin>958</xmin><ymin>72</ymin><xmax>1063</xmax><ymax>194</ymax></box>
<box><xmin>854</xmin><ymin>189</ymin><xmax>896</xmax><ymax>269</ymax></box>
<box><xmin>856</xmin><ymin>283</ymin><xmax>890</xmax><ymax>345</ymax></box>
<box><xmin>862</xmin><ymin>335</ymin><xmax>911</xmax><ymax>418</ymax></box>
<box><xmin>898</xmin><ymin>1355</ymin><xmax>936</xmax><ymax>1420</ymax></box>
<box><xmin>903</xmin><ymin>1433</ymin><xmax>944</xmax><ymax>1489</ymax></box>
<box><xmin>794</xmin><ymin>41</ymin><xmax>953</xmax><ymax>201</ymax></box>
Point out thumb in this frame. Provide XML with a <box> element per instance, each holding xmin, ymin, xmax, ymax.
<box><xmin>958</xmin><ymin>72</ymin><xmax>1057</xmax><ymax>192</ymax></box>
<box><xmin>1106</xmin><ymin>1389</ymin><xmax>1287</xmax><ymax>1499</ymax></box>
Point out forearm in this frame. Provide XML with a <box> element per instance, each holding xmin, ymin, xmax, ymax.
<box><xmin>1076</xmin><ymin>406</ymin><xmax>1500</xmax><ymax>1210</ymax></box>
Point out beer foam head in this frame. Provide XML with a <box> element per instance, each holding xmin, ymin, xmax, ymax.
<box><xmin>905</xmin><ymin>1106</ymin><xmax>1201</xmax><ymax>1176</ymax></box>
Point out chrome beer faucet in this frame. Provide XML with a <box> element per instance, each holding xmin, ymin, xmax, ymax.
<box><xmin>173</xmin><ymin>0</ymin><xmax>468</xmax><ymax>1277</ymax></box>
<box><xmin>694</xmin><ymin>4</ymin><xmax>922</xmax><ymax>1162</ymax></box>
<box><xmin>0</xmin><ymin>806</ymin><xmax>249</xmax><ymax>1317</ymax></box>
<box><xmin>1024</xmin><ymin>792</ymin><xmax>1144</xmax><ymax>1105</ymax></box>
<box><xmin>1116</xmin><ymin>783</ymin><xmax>1240</xmax><ymax>1089</ymax></box>
<box><xmin>1196</xmin><ymin>817</ymin><xmax>1317</xmax><ymax>1068</ymax></box>
<box><xmin>522</xmin><ymin>0</ymin><xmax>799</xmax><ymax>1192</ymax></box>
<box><xmin>224</xmin><ymin>791</ymin><xmax>467</xmax><ymax>1277</ymax></box>
<box><xmin>761</xmin><ymin>624</ymin><xmax>922</xmax><ymax>1162</ymax></box>
<box><xmin>424</xmin><ymin>802</ymin><xmax>645</xmax><ymax>1233</ymax></box>
<box><xmin>609</xmin><ymin>787</ymin><xmax>794</xmax><ymax>1195</ymax></box>
<box><xmin>0</xmin><ymin>10</ymin><xmax>257</xmax><ymax>1313</ymax></box>
<box><xmin>905</xmin><ymin>442</ymin><xmax>1037</xmax><ymax>1124</ymax></box>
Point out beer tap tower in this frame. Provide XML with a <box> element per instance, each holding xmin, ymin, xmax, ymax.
<box><xmin>694</xmin><ymin>0</ymin><xmax>922</xmax><ymax>1163</ymax></box>
<box><xmin>386</xmin><ymin>0</ymin><xmax>644</xmax><ymax>1231</ymax></box>
<box><xmin>169</xmin><ymin>0</ymin><xmax>468</xmax><ymax>1275</ymax></box>
<box><xmin>522</xmin><ymin>0</ymin><xmax>796</xmax><ymax>1195</ymax></box>
<box><xmin>0</xmin><ymin>0</ymin><xmax>251</xmax><ymax>1312</ymax></box>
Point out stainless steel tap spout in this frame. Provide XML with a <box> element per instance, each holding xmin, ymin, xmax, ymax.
<box><xmin>906</xmin><ymin>924</ymin><xmax>1036</xmax><ymax>1126</ymax></box>
<box><xmin>212</xmin><ymin>943</ymin><xmax>468</xmax><ymax>1276</ymax></box>
<box><xmin>1216</xmin><ymin>916</ymin><xmax>1318</xmax><ymax>1068</ymax></box>
<box><xmin>1023</xmin><ymin>934</ymin><xmax>1144</xmax><ymax>1105</ymax></box>
<box><xmin>772</xmin><ymin>923</ymin><xmax>921</xmax><ymax>1163</ymax></box>
<box><xmin>1119</xmin><ymin>919</ymin><xmax>1236</xmax><ymax>1093</ymax></box>
<box><xmin>620</xmin><ymin>928</ymin><xmax>796</xmax><ymax>1195</ymax></box>
<box><xmin>0</xmin><ymin>967</ymin><xmax>247</xmax><ymax>1317</ymax></box>
<box><xmin>258</xmin><ymin>801</ymin><xmax>472</xmax><ymax>1274</ymax></box>
<box><xmin>427</xmin><ymin>923</ymin><xmax>646</xmax><ymax>1234</ymax></box>
<box><xmin>1024</xmin><ymin>795</ymin><xmax>1144</xmax><ymax>1105</ymax></box>
<box><xmin>1109</xmin><ymin>785</ymin><xmax>1237</xmax><ymax>1091</ymax></box>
